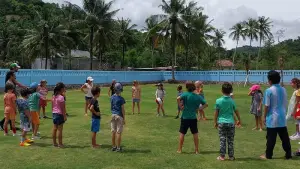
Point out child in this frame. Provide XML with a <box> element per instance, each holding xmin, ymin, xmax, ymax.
<box><xmin>29</xmin><ymin>82</ymin><xmax>49</xmax><ymax>140</ymax></box>
<box><xmin>52</xmin><ymin>82</ymin><xmax>67</xmax><ymax>148</ymax></box>
<box><xmin>111</xmin><ymin>82</ymin><xmax>126</xmax><ymax>152</ymax></box>
<box><xmin>175</xmin><ymin>85</ymin><xmax>183</xmax><ymax>119</ymax></box>
<box><xmin>81</xmin><ymin>76</ymin><xmax>94</xmax><ymax>116</ymax></box>
<box><xmin>16</xmin><ymin>88</ymin><xmax>34</xmax><ymax>146</ymax></box>
<box><xmin>248</xmin><ymin>85</ymin><xmax>263</xmax><ymax>131</ymax></box>
<box><xmin>288</xmin><ymin>78</ymin><xmax>300</xmax><ymax>140</ymax></box>
<box><xmin>132</xmin><ymin>80</ymin><xmax>141</xmax><ymax>114</ymax></box>
<box><xmin>214</xmin><ymin>82</ymin><xmax>241</xmax><ymax>161</ymax></box>
<box><xmin>155</xmin><ymin>83</ymin><xmax>166</xmax><ymax>117</ymax></box>
<box><xmin>229</xmin><ymin>91</ymin><xmax>241</xmax><ymax>128</ymax></box>
<box><xmin>3</xmin><ymin>83</ymin><xmax>17</xmax><ymax>136</ymax></box>
<box><xmin>177</xmin><ymin>81</ymin><xmax>208</xmax><ymax>154</ymax></box>
<box><xmin>38</xmin><ymin>80</ymin><xmax>48</xmax><ymax>119</ymax></box>
<box><xmin>195</xmin><ymin>81</ymin><xmax>207</xmax><ymax>120</ymax></box>
<box><xmin>260</xmin><ymin>70</ymin><xmax>291</xmax><ymax>160</ymax></box>
<box><xmin>88</xmin><ymin>86</ymin><xmax>101</xmax><ymax>148</ymax></box>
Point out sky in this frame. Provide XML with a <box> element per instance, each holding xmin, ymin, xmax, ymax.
<box><xmin>43</xmin><ymin>0</ymin><xmax>300</xmax><ymax>49</ymax></box>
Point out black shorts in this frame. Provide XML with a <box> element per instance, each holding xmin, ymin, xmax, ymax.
<box><xmin>179</xmin><ymin>119</ymin><xmax>198</xmax><ymax>134</ymax></box>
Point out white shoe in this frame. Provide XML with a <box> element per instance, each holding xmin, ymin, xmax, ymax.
<box><xmin>12</xmin><ymin>133</ymin><xmax>16</xmax><ymax>136</ymax></box>
<box><xmin>290</xmin><ymin>134</ymin><xmax>300</xmax><ymax>140</ymax></box>
<box><xmin>289</xmin><ymin>133</ymin><xmax>297</xmax><ymax>139</ymax></box>
<box><xmin>32</xmin><ymin>136</ymin><xmax>41</xmax><ymax>140</ymax></box>
<box><xmin>156</xmin><ymin>114</ymin><xmax>160</xmax><ymax>117</ymax></box>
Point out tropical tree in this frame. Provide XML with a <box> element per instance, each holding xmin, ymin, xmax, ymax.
<box><xmin>143</xmin><ymin>15</ymin><xmax>159</xmax><ymax>67</ymax></box>
<box><xmin>118</xmin><ymin>18</ymin><xmax>137</xmax><ymax>69</ymax></box>
<box><xmin>257</xmin><ymin>16</ymin><xmax>272</xmax><ymax>69</ymax></box>
<box><xmin>229</xmin><ymin>22</ymin><xmax>246</xmax><ymax>66</ymax></box>
<box><xmin>153</xmin><ymin>0</ymin><xmax>198</xmax><ymax>80</ymax></box>
<box><xmin>212</xmin><ymin>29</ymin><xmax>225</xmax><ymax>69</ymax></box>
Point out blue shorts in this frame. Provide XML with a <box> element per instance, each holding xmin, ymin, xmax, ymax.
<box><xmin>133</xmin><ymin>98</ymin><xmax>140</xmax><ymax>103</ymax></box>
<box><xmin>53</xmin><ymin>113</ymin><xmax>65</xmax><ymax>125</ymax></box>
<box><xmin>85</xmin><ymin>96</ymin><xmax>92</xmax><ymax>101</ymax></box>
<box><xmin>91</xmin><ymin>118</ymin><xmax>100</xmax><ymax>133</ymax></box>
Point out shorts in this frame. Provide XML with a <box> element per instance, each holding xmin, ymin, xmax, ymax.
<box><xmin>91</xmin><ymin>118</ymin><xmax>100</xmax><ymax>133</ymax></box>
<box><xmin>85</xmin><ymin>96</ymin><xmax>92</xmax><ymax>101</ymax></box>
<box><xmin>53</xmin><ymin>113</ymin><xmax>65</xmax><ymax>125</ymax></box>
<box><xmin>295</xmin><ymin>119</ymin><xmax>300</xmax><ymax>125</ymax></box>
<box><xmin>40</xmin><ymin>99</ymin><xmax>47</xmax><ymax>107</ymax></box>
<box><xmin>20</xmin><ymin>121</ymin><xmax>30</xmax><ymax>132</ymax></box>
<box><xmin>133</xmin><ymin>98</ymin><xmax>140</xmax><ymax>103</ymax></box>
<box><xmin>31</xmin><ymin>111</ymin><xmax>40</xmax><ymax>125</ymax></box>
<box><xmin>179</xmin><ymin>119</ymin><xmax>198</xmax><ymax>135</ymax></box>
<box><xmin>111</xmin><ymin>114</ymin><xmax>124</xmax><ymax>133</ymax></box>
<box><xmin>4</xmin><ymin>112</ymin><xmax>16</xmax><ymax>120</ymax></box>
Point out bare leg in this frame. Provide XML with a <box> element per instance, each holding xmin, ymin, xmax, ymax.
<box><xmin>137</xmin><ymin>102</ymin><xmax>140</xmax><ymax>114</ymax></box>
<box><xmin>3</xmin><ymin>117</ymin><xmax>9</xmax><ymax>134</ymax></box>
<box><xmin>193</xmin><ymin>133</ymin><xmax>199</xmax><ymax>154</ymax></box>
<box><xmin>33</xmin><ymin>124</ymin><xmax>39</xmax><ymax>136</ymax></box>
<box><xmin>177</xmin><ymin>133</ymin><xmax>185</xmax><ymax>153</ymax></box>
<box><xmin>201</xmin><ymin>110</ymin><xmax>207</xmax><ymax>120</ymax></box>
<box><xmin>92</xmin><ymin>132</ymin><xmax>99</xmax><ymax>147</ymax></box>
<box><xmin>11</xmin><ymin>120</ymin><xmax>16</xmax><ymax>134</ymax></box>
<box><xmin>156</xmin><ymin>105</ymin><xmax>160</xmax><ymax>116</ymax></box>
<box><xmin>85</xmin><ymin>101</ymin><xmax>88</xmax><ymax>116</ymax></box>
<box><xmin>112</xmin><ymin>132</ymin><xmax>116</xmax><ymax>147</ymax></box>
<box><xmin>161</xmin><ymin>104</ymin><xmax>165</xmax><ymax>116</ymax></box>
<box><xmin>296</xmin><ymin>124</ymin><xmax>299</xmax><ymax>134</ymax></box>
<box><xmin>52</xmin><ymin>125</ymin><xmax>58</xmax><ymax>146</ymax></box>
<box><xmin>116</xmin><ymin>133</ymin><xmax>122</xmax><ymax>148</ymax></box>
<box><xmin>132</xmin><ymin>102</ymin><xmax>135</xmax><ymax>114</ymax></box>
<box><xmin>259</xmin><ymin>116</ymin><xmax>263</xmax><ymax>131</ymax></box>
<box><xmin>58</xmin><ymin>124</ymin><xmax>63</xmax><ymax>146</ymax></box>
<box><xmin>42</xmin><ymin>107</ymin><xmax>46</xmax><ymax>117</ymax></box>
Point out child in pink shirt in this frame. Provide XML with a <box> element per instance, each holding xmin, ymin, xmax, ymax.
<box><xmin>52</xmin><ymin>82</ymin><xmax>67</xmax><ymax>148</ymax></box>
<box><xmin>38</xmin><ymin>80</ymin><xmax>48</xmax><ymax>118</ymax></box>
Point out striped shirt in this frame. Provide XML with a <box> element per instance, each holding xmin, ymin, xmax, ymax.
<box><xmin>263</xmin><ymin>84</ymin><xmax>287</xmax><ymax>128</ymax></box>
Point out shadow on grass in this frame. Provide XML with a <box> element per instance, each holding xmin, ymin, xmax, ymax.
<box><xmin>121</xmin><ymin>149</ymin><xmax>151</xmax><ymax>154</ymax></box>
<box><xmin>200</xmin><ymin>151</ymin><xmax>219</xmax><ymax>154</ymax></box>
<box><xmin>33</xmin><ymin>142</ymin><xmax>90</xmax><ymax>149</ymax></box>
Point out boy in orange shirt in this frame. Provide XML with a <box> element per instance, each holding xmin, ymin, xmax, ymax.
<box><xmin>3</xmin><ymin>83</ymin><xmax>17</xmax><ymax>136</ymax></box>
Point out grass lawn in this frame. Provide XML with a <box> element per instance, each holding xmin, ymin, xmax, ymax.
<box><xmin>0</xmin><ymin>84</ymin><xmax>299</xmax><ymax>169</ymax></box>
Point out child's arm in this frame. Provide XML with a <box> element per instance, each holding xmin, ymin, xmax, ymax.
<box><xmin>155</xmin><ymin>90</ymin><xmax>158</xmax><ymax>98</ymax></box>
<box><xmin>122</xmin><ymin>104</ymin><xmax>125</xmax><ymax>124</ymax></box>
<box><xmin>247</xmin><ymin>91</ymin><xmax>253</xmax><ymax>96</ymax></box>
<box><xmin>80</xmin><ymin>84</ymin><xmax>87</xmax><ymax>94</ymax></box>
<box><xmin>13</xmin><ymin>79</ymin><xmax>26</xmax><ymax>88</ymax></box>
<box><xmin>177</xmin><ymin>96</ymin><xmax>183</xmax><ymax>109</ymax></box>
<box><xmin>234</xmin><ymin>110</ymin><xmax>241</xmax><ymax>125</ymax></box>
<box><xmin>108</xmin><ymin>87</ymin><xmax>111</xmax><ymax>97</ymax></box>
<box><xmin>88</xmin><ymin>104</ymin><xmax>100</xmax><ymax>116</ymax></box>
<box><xmin>258</xmin><ymin>94</ymin><xmax>263</xmax><ymax>111</ymax></box>
<box><xmin>62</xmin><ymin>100</ymin><xmax>67</xmax><ymax>121</ymax></box>
<box><xmin>199</xmin><ymin>103</ymin><xmax>208</xmax><ymax>111</ymax></box>
<box><xmin>131</xmin><ymin>87</ymin><xmax>134</xmax><ymax>98</ymax></box>
<box><xmin>214</xmin><ymin>110</ymin><xmax>219</xmax><ymax>128</ymax></box>
<box><xmin>292</xmin><ymin>95</ymin><xmax>300</xmax><ymax>116</ymax></box>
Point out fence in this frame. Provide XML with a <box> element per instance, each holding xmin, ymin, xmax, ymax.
<box><xmin>1</xmin><ymin>69</ymin><xmax>300</xmax><ymax>88</ymax></box>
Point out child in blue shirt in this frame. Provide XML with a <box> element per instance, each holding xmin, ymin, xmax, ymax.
<box><xmin>214</xmin><ymin>82</ymin><xmax>241</xmax><ymax>161</ymax></box>
<box><xmin>175</xmin><ymin>85</ymin><xmax>183</xmax><ymax>119</ymax></box>
<box><xmin>260</xmin><ymin>70</ymin><xmax>292</xmax><ymax>159</ymax></box>
<box><xmin>111</xmin><ymin>83</ymin><xmax>126</xmax><ymax>152</ymax></box>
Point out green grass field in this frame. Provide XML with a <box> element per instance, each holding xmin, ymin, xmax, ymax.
<box><xmin>0</xmin><ymin>84</ymin><xmax>299</xmax><ymax>169</ymax></box>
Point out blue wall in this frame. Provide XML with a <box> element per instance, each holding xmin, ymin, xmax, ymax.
<box><xmin>1</xmin><ymin>69</ymin><xmax>299</xmax><ymax>87</ymax></box>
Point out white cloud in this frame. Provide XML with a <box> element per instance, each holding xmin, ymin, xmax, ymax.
<box><xmin>43</xmin><ymin>0</ymin><xmax>300</xmax><ymax>49</ymax></box>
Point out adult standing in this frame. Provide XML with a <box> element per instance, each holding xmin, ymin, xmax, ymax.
<box><xmin>1</xmin><ymin>63</ymin><xmax>26</xmax><ymax>130</ymax></box>
<box><xmin>80</xmin><ymin>76</ymin><xmax>94</xmax><ymax>116</ymax></box>
<box><xmin>108</xmin><ymin>79</ymin><xmax>116</xmax><ymax>97</ymax></box>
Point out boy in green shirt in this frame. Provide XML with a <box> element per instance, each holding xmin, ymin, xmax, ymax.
<box><xmin>177</xmin><ymin>81</ymin><xmax>208</xmax><ymax>154</ymax></box>
<box><xmin>214</xmin><ymin>82</ymin><xmax>241</xmax><ymax>161</ymax></box>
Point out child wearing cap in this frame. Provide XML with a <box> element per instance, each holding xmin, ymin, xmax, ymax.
<box><xmin>110</xmin><ymin>83</ymin><xmax>126</xmax><ymax>152</ymax></box>
<box><xmin>248</xmin><ymin>84</ymin><xmax>263</xmax><ymax>131</ymax></box>
<box><xmin>81</xmin><ymin>76</ymin><xmax>94</xmax><ymax>116</ymax></box>
<box><xmin>38</xmin><ymin>80</ymin><xmax>49</xmax><ymax>119</ymax></box>
<box><xmin>29</xmin><ymin>82</ymin><xmax>50</xmax><ymax>140</ymax></box>
<box><xmin>155</xmin><ymin>83</ymin><xmax>166</xmax><ymax>117</ymax></box>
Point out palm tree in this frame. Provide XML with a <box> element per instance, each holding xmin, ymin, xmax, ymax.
<box><xmin>144</xmin><ymin>15</ymin><xmax>159</xmax><ymax>68</ymax></box>
<box><xmin>212</xmin><ymin>29</ymin><xmax>225</xmax><ymax>69</ymax></box>
<box><xmin>257</xmin><ymin>16</ymin><xmax>272</xmax><ymax>69</ymax></box>
<box><xmin>153</xmin><ymin>0</ymin><xmax>197</xmax><ymax>80</ymax></box>
<box><xmin>229</xmin><ymin>22</ymin><xmax>246</xmax><ymax>67</ymax></box>
<box><xmin>118</xmin><ymin>18</ymin><xmax>137</xmax><ymax>69</ymax></box>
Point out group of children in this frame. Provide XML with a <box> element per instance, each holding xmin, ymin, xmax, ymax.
<box><xmin>3</xmin><ymin>69</ymin><xmax>300</xmax><ymax>159</ymax></box>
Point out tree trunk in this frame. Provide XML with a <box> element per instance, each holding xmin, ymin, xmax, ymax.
<box><xmin>68</xmin><ymin>49</ymin><xmax>72</xmax><ymax>70</ymax></box>
<box><xmin>185</xmin><ymin>46</ymin><xmax>188</xmax><ymax>70</ymax></box>
<box><xmin>44</xmin><ymin>26</ymin><xmax>49</xmax><ymax>70</ymax></box>
<box><xmin>257</xmin><ymin>38</ymin><xmax>262</xmax><ymax>70</ymax></box>
<box><xmin>89</xmin><ymin>26</ymin><xmax>94</xmax><ymax>70</ymax></box>
<box><xmin>233</xmin><ymin>40</ymin><xmax>239</xmax><ymax>69</ymax></box>
<box><xmin>171</xmin><ymin>22</ymin><xmax>176</xmax><ymax>80</ymax></box>
<box><xmin>122</xmin><ymin>43</ymin><xmax>125</xmax><ymax>69</ymax></box>
<box><xmin>98</xmin><ymin>40</ymin><xmax>102</xmax><ymax>70</ymax></box>
<box><xmin>150</xmin><ymin>37</ymin><xmax>154</xmax><ymax>68</ymax></box>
